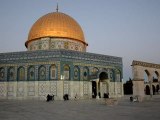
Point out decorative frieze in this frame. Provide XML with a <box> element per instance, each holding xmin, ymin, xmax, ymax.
<box><xmin>132</xmin><ymin>60</ymin><xmax>160</xmax><ymax>69</ymax></box>
<box><xmin>0</xmin><ymin>50</ymin><xmax>122</xmax><ymax>67</ymax></box>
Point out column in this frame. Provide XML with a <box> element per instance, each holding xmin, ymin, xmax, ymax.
<box><xmin>46</xmin><ymin>65</ymin><xmax>50</xmax><ymax>80</ymax></box>
<box><xmin>96</xmin><ymin>79</ymin><xmax>99</xmax><ymax>99</ymax></box>
<box><xmin>149</xmin><ymin>76</ymin><xmax>153</xmax><ymax>98</ymax></box>
<box><xmin>149</xmin><ymin>81</ymin><xmax>153</xmax><ymax>98</ymax></box>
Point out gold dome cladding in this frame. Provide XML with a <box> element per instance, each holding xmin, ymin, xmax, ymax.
<box><xmin>25</xmin><ymin>12</ymin><xmax>87</xmax><ymax>47</ymax></box>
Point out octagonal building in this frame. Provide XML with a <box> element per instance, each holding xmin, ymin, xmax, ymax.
<box><xmin>0</xmin><ymin>9</ymin><xmax>123</xmax><ymax>100</ymax></box>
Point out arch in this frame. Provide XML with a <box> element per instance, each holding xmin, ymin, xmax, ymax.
<box><xmin>102</xmin><ymin>68</ymin><xmax>108</xmax><ymax>72</ymax></box>
<box><xmin>63</xmin><ymin>64</ymin><xmax>70</xmax><ymax>80</ymax></box>
<box><xmin>83</xmin><ymin>67</ymin><xmax>89</xmax><ymax>81</ymax></box>
<box><xmin>92</xmin><ymin>67</ymin><xmax>99</xmax><ymax>75</ymax></box>
<box><xmin>152</xmin><ymin>85</ymin><xmax>156</xmax><ymax>95</ymax></box>
<box><xmin>50</xmin><ymin>64</ymin><xmax>57</xmax><ymax>80</ymax></box>
<box><xmin>17</xmin><ymin>67</ymin><xmax>25</xmax><ymax>81</ymax></box>
<box><xmin>109</xmin><ymin>69</ymin><xmax>115</xmax><ymax>82</ymax></box>
<box><xmin>0</xmin><ymin>67</ymin><xmax>5</xmax><ymax>80</ymax></box>
<box><xmin>145</xmin><ymin>70</ymin><xmax>150</xmax><ymax>76</ymax></box>
<box><xmin>145</xmin><ymin>85</ymin><xmax>150</xmax><ymax>95</ymax></box>
<box><xmin>99</xmin><ymin>72</ymin><xmax>108</xmax><ymax>81</ymax></box>
<box><xmin>74</xmin><ymin>66</ymin><xmax>80</xmax><ymax>81</ymax></box>
<box><xmin>38</xmin><ymin>65</ymin><xmax>46</xmax><ymax>80</ymax></box>
<box><xmin>8</xmin><ymin>67</ymin><xmax>15</xmax><ymax>81</ymax></box>
<box><xmin>156</xmin><ymin>84</ymin><xmax>159</xmax><ymax>93</ymax></box>
<box><xmin>28</xmin><ymin>66</ymin><xmax>35</xmax><ymax>81</ymax></box>
<box><xmin>153</xmin><ymin>71</ymin><xmax>158</xmax><ymax>82</ymax></box>
<box><xmin>144</xmin><ymin>70</ymin><xmax>150</xmax><ymax>83</ymax></box>
<box><xmin>115</xmin><ymin>69</ymin><xmax>121</xmax><ymax>82</ymax></box>
<box><xmin>155</xmin><ymin>71</ymin><xmax>159</xmax><ymax>77</ymax></box>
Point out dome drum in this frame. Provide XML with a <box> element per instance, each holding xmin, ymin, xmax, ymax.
<box><xmin>28</xmin><ymin>37</ymin><xmax>86</xmax><ymax>52</ymax></box>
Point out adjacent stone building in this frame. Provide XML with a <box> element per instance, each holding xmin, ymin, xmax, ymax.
<box><xmin>132</xmin><ymin>60</ymin><xmax>160</xmax><ymax>100</ymax></box>
<box><xmin>0</xmin><ymin>9</ymin><xmax>123</xmax><ymax>100</ymax></box>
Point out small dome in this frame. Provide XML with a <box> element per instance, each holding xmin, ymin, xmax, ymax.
<box><xmin>25</xmin><ymin>12</ymin><xmax>87</xmax><ymax>47</ymax></box>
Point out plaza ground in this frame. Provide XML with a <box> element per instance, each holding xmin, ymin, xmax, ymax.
<box><xmin>0</xmin><ymin>96</ymin><xmax>160</xmax><ymax>120</ymax></box>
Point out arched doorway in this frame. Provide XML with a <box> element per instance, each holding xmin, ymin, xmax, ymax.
<box><xmin>156</xmin><ymin>85</ymin><xmax>159</xmax><ymax>93</ymax></box>
<box><xmin>152</xmin><ymin>85</ymin><xmax>156</xmax><ymax>95</ymax></box>
<box><xmin>99</xmin><ymin>72</ymin><xmax>109</xmax><ymax>98</ymax></box>
<box><xmin>99</xmin><ymin>72</ymin><xmax>108</xmax><ymax>80</ymax></box>
<box><xmin>91</xmin><ymin>71</ymin><xmax>109</xmax><ymax>98</ymax></box>
<box><xmin>145</xmin><ymin>85</ymin><xmax>150</xmax><ymax>95</ymax></box>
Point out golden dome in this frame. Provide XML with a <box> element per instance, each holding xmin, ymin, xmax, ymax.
<box><xmin>25</xmin><ymin>12</ymin><xmax>87</xmax><ymax>47</ymax></box>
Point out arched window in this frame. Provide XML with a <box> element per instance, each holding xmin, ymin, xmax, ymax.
<box><xmin>28</xmin><ymin>66</ymin><xmax>35</xmax><ymax>81</ymax></box>
<box><xmin>64</xmin><ymin>65</ymin><xmax>70</xmax><ymax>80</ymax></box>
<box><xmin>18</xmin><ymin>67</ymin><xmax>25</xmax><ymax>81</ymax></box>
<box><xmin>109</xmin><ymin>69</ymin><xmax>114</xmax><ymax>82</ymax></box>
<box><xmin>8</xmin><ymin>67</ymin><xmax>15</xmax><ymax>81</ymax></box>
<box><xmin>83</xmin><ymin>67</ymin><xmax>89</xmax><ymax>81</ymax></box>
<box><xmin>115</xmin><ymin>69</ymin><xmax>121</xmax><ymax>82</ymax></box>
<box><xmin>39</xmin><ymin>66</ymin><xmax>46</xmax><ymax>80</ymax></box>
<box><xmin>92</xmin><ymin>67</ymin><xmax>99</xmax><ymax>75</ymax></box>
<box><xmin>74</xmin><ymin>66</ymin><xmax>80</xmax><ymax>80</ymax></box>
<box><xmin>144</xmin><ymin>70</ymin><xmax>150</xmax><ymax>83</ymax></box>
<box><xmin>0</xmin><ymin>67</ymin><xmax>5</xmax><ymax>80</ymax></box>
<box><xmin>50</xmin><ymin>65</ymin><xmax>57</xmax><ymax>80</ymax></box>
<box><xmin>153</xmin><ymin>71</ymin><xmax>159</xmax><ymax>82</ymax></box>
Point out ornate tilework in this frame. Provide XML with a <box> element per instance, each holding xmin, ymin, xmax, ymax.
<box><xmin>0</xmin><ymin>67</ymin><xmax>5</xmax><ymax>80</ymax></box>
<box><xmin>27</xmin><ymin>82</ymin><xmax>35</xmax><ymax>96</ymax></box>
<box><xmin>0</xmin><ymin>82</ymin><xmax>6</xmax><ymax>96</ymax></box>
<box><xmin>64</xmin><ymin>81</ymin><xmax>69</xmax><ymax>94</ymax></box>
<box><xmin>50</xmin><ymin>81</ymin><xmax>57</xmax><ymax>95</ymax></box>
<box><xmin>7</xmin><ymin>83</ymin><xmax>15</xmax><ymax>96</ymax></box>
<box><xmin>28</xmin><ymin>38</ymin><xmax>86</xmax><ymax>52</ymax></box>
<box><xmin>38</xmin><ymin>81</ymin><xmax>48</xmax><ymax>96</ymax></box>
<box><xmin>83</xmin><ymin>81</ymin><xmax>88</xmax><ymax>95</ymax></box>
<box><xmin>17</xmin><ymin>82</ymin><xmax>24</xmax><ymax>97</ymax></box>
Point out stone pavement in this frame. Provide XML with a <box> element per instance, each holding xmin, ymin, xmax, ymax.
<box><xmin>0</xmin><ymin>96</ymin><xmax>160</xmax><ymax>120</ymax></box>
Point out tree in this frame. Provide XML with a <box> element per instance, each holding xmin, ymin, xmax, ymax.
<box><xmin>123</xmin><ymin>78</ymin><xmax>133</xmax><ymax>95</ymax></box>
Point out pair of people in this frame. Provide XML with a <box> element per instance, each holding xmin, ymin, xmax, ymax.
<box><xmin>63</xmin><ymin>94</ymin><xmax>69</xmax><ymax>101</ymax></box>
<box><xmin>46</xmin><ymin>94</ymin><xmax>54</xmax><ymax>102</ymax></box>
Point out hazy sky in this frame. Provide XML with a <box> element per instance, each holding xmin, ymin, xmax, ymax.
<box><xmin>0</xmin><ymin>0</ymin><xmax>160</xmax><ymax>81</ymax></box>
